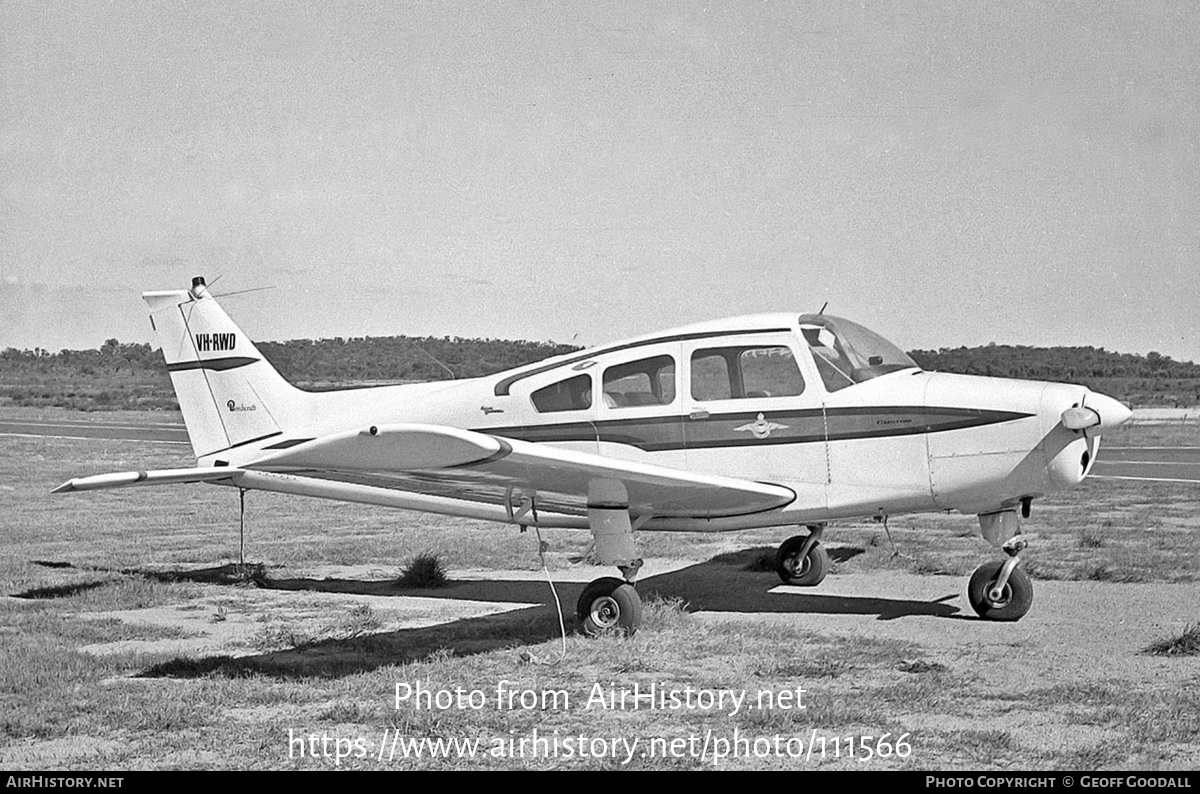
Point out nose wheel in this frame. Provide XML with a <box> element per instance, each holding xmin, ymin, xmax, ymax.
<box><xmin>967</xmin><ymin>546</ymin><xmax>1033</xmax><ymax>622</ymax></box>
<box><xmin>776</xmin><ymin>526</ymin><xmax>829</xmax><ymax>586</ymax></box>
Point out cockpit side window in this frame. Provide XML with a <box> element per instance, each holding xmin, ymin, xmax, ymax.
<box><xmin>531</xmin><ymin>374</ymin><xmax>593</xmax><ymax>413</ymax></box>
<box><xmin>740</xmin><ymin>347</ymin><xmax>805</xmax><ymax>397</ymax></box>
<box><xmin>691</xmin><ymin>346</ymin><xmax>805</xmax><ymax>401</ymax></box>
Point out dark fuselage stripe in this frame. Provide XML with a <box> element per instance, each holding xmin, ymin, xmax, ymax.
<box><xmin>167</xmin><ymin>356</ymin><xmax>259</xmax><ymax>373</ymax></box>
<box><xmin>475</xmin><ymin>407</ymin><xmax>1033</xmax><ymax>452</ymax></box>
<box><xmin>262</xmin><ymin>437</ymin><xmax>316</xmax><ymax>450</ymax></box>
<box><xmin>199</xmin><ymin>431</ymin><xmax>283</xmax><ymax>457</ymax></box>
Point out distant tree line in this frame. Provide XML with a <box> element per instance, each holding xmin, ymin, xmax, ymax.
<box><xmin>0</xmin><ymin>336</ymin><xmax>581</xmax><ymax>411</ymax></box>
<box><xmin>909</xmin><ymin>345</ymin><xmax>1200</xmax><ymax>408</ymax></box>
<box><xmin>255</xmin><ymin>336</ymin><xmax>581</xmax><ymax>386</ymax></box>
<box><xmin>908</xmin><ymin>344</ymin><xmax>1200</xmax><ymax>381</ymax></box>
<box><xmin>2</xmin><ymin>337</ymin><xmax>1198</xmax><ymax>411</ymax></box>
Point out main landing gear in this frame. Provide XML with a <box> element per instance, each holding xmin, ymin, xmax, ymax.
<box><xmin>577</xmin><ymin>565</ymin><xmax>644</xmax><ymax>637</ymax></box>
<box><xmin>775</xmin><ymin>524</ymin><xmax>829</xmax><ymax>586</ymax></box>
<box><xmin>512</xmin><ymin>485</ymin><xmax>646</xmax><ymax>637</ymax></box>
<box><xmin>575</xmin><ymin>482</ymin><xmax>645</xmax><ymax>636</ymax></box>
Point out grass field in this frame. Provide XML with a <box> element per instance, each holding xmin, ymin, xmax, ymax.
<box><xmin>1</xmin><ymin>411</ymin><xmax>1197</xmax><ymax>770</ymax></box>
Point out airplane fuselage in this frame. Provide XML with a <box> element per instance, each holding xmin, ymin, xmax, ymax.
<box><xmin>197</xmin><ymin>312</ymin><xmax>1124</xmax><ymax>534</ymax></box>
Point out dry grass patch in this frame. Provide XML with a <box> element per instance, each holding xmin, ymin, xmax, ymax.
<box><xmin>1144</xmin><ymin>622</ymin><xmax>1200</xmax><ymax>657</ymax></box>
<box><xmin>396</xmin><ymin>554</ymin><xmax>449</xmax><ymax>589</ymax></box>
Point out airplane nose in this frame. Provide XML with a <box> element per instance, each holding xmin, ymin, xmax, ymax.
<box><xmin>1061</xmin><ymin>392</ymin><xmax>1133</xmax><ymax>434</ymax></box>
<box><xmin>1088</xmin><ymin>392</ymin><xmax>1133</xmax><ymax>433</ymax></box>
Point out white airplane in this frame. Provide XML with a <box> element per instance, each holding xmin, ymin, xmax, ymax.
<box><xmin>54</xmin><ymin>277</ymin><xmax>1133</xmax><ymax>634</ymax></box>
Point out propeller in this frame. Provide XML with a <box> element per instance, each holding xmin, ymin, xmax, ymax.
<box><xmin>1061</xmin><ymin>392</ymin><xmax>1133</xmax><ymax>476</ymax></box>
<box><xmin>1060</xmin><ymin>393</ymin><xmax>1133</xmax><ymax>434</ymax></box>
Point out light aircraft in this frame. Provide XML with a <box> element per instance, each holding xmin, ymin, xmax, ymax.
<box><xmin>54</xmin><ymin>277</ymin><xmax>1133</xmax><ymax>634</ymax></box>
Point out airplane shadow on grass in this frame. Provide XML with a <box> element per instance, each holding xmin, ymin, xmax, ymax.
<box><xmin>20</xmin><ymin>547</ymin><xmax>961</xmax><ymax>680</ymax></box>
<box><xmin>150</xmin><ymin>546</ymin><xmax>959</xmax><ymax>679</ymax></box>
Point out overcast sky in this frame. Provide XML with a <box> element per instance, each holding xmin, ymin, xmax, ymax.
<box><xmin>2</xmin><ymin>2</ymin><xmax>1197</xmax><ymax>363</ymax></box>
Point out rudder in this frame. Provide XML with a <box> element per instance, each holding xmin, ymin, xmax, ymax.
<box><xmin>144</xmin><ymin>277</ymin><xmax>301</xmax><ymax>461</ymax></box>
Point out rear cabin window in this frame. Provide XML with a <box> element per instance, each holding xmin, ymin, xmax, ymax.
<box><xmin>691</xmin><ymin>346</ymin><xmax>804</xmax><ymax>401</ymax></box>
<box><xmin>602</xmin><ymin>355</ymin><xmax>676</xmax><ymax>408</ymax></box>
<box><xmin>531</xmin><ymin>374</ymin><xmax>592</xmax><ymax>413</ymax></box>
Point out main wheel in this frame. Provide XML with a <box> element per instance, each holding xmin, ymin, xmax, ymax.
<box><xmin>775</xmin><ymin>535</ymin><xmax>829</xmax><ymax>586</ymax></box>
<box><xmin>577</xmin><ymin>577</ymin><xmax>643</xmax><ymax>636</ymax></box>
<box><xmin>967</xmin><ymin>561</ymin><xmax>1033</xmax><ymax>621</ymax></box>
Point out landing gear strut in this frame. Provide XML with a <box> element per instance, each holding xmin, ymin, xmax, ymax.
<box><xmin>776</xmin><ymin>524</ymin><xmax>829</xmax><ymax>586</ymax></box>
<box><xmin>576</xmin><ymin>482</ymin><xmax>645</xmax><ymax>636</ymax></box>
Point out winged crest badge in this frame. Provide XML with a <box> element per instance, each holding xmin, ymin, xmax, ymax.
<box><xmin>734</xmin><ymin>413</ymin><xmax>789</xmax><ymax>440</ymax></box>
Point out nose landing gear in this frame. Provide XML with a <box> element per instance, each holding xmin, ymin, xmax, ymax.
<box><xmin>775</xmin><ymin>524</ymin><xmax>829</xmax><ymax>586</ymax></box>
<box><xmin>967</xmin><ymin>536</ymin><xmax>1033</xmax><ymax>621</ymax></box>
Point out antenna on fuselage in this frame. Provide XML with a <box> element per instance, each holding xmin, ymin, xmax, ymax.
<box><xmin>818</xmin><ymin>301</ymin><xmax>829</xmax><ymax>315</ymax></box>
<box><xmin>415</xmin><ymin>346</ymin><xmax>455</xmax><ymax>379</ymax></box>
<box><xmin>211</xmin><ymin>285</ymin><xmax>277</xmax><ymax>299</ymax></box>
<box><xmin>184</xmin><ymin>274</ymin><xmax>276</xmax><ymax>322</ymax></box>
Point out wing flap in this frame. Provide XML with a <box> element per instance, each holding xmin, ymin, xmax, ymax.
<box><xmin>483</xmin><ymin>436</ymin><xmax>794</xmax><ymax>517</ymax></box>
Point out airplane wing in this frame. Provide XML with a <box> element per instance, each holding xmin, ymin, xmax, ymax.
<box><xmin>52</xmin><ymin>467</ymin><xmax>241</xmax><ymax>493</ymax></box>
<box><xmin>244</xmin><ymin>424</ymin><xmax>796</xmax><ymax>520</ymax></box>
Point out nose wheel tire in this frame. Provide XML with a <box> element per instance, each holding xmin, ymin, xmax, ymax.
<box><xmin>967</xmin><ymin>561</ymin><xmax>1033</xmax><ymax>621</ymax></box>
<box><xmin>776</xmin><ymin>535</ymin><xmax>829</xmax><ymax>586</ymax></box>
<box><xmin>577</xmin><ymin>577</ymin><xmax>643</xmax><ymax>637</ymax></box>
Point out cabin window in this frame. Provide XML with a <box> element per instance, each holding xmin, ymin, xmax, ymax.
<box><xmin>531</xmin><ymin>374</ymin><xmax>593</xmax><ymax>413</ymax></box>
<box><xmin>602</xmin><ymin>355</ymin><xmax>676</xmax><ymax>408</ymax></box>
<box><xmin>691</xmin><ymin>352</ymin><xmax>732</xmax><ymax>401</ymax></box>
<box><xmin>691</xmin><ymin>346</ymin><xmax>804</xmax><ymax>400</ymax></box>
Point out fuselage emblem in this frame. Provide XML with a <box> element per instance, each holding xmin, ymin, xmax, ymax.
<box><xmin>735</xmin><ymin>413</ymin><xmax>788</xmax><ymax>440</ymax></box>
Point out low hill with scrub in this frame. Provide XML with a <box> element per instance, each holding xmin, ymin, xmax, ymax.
<box><xmin>0</xmin><ymin>336</ymin><xmax>580</xmax><ymax>411</ymax></box>
<box><xmin>909</xmin><ymin>344</ymin><xmax>1200</xmax><ymax>409</ymax></box>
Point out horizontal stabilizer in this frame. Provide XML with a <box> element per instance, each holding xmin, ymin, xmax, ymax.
<box><xmin>52</xmin><ymin>467</ymin><xmax>241</xmax><ymax>494</ymax></box>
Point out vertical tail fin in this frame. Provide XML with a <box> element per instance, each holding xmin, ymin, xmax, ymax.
<box><xmin>144</xmin><ymin>277</ymin><xmax>302</xmax><ymax>461</ymax></box>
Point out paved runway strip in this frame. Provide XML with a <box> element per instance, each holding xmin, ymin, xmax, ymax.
<box><xmin>1091</xmin><ymin>445</ymin><xmax>1200</xmax><ymax>484</ymax></box>
<box><xmin>0</xmin><ymin>417</ymin><xmax>189</xmax><ymax>444</ymax></box>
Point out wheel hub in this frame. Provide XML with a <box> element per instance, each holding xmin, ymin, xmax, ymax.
<box><xmin>784</xmin><ymin>554</ymin><xmax>810</xmax><ymax>578</ymax></box>
<box><xmin>986</xmin><ymin>582</ymin><xmax>1012</xmax><ymax>608</ymax></box>
<box><xmin>590</xmin><ymin>596</ymin><xmax>621</xmax><ymax>629</ymax></box>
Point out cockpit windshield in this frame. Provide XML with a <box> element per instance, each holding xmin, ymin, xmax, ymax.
<box><xmin>798</xmin><ymin>314</ymin><xmax>919</xmax><ymax>392</ymax></box>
